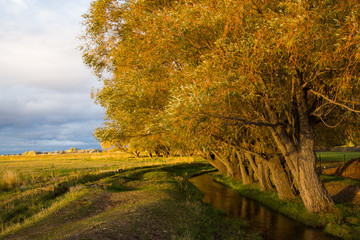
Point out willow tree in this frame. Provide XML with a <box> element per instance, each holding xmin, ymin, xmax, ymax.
<box><xmin>81</xmin><ymin>0</ymin><xmax>182</xmax><ymax>156</ymax></box>
<box><xmin>160</xmin><ymin>0</ymin><xmax>360</xmax><ymax>212</ymax></box>
<box><xmin>81</xmin><ymin>0</ymin><xmax>360</xmax><ymax>212</ymax></box>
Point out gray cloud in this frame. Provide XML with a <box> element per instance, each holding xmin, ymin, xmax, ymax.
<box><xmin>0</xmin><ymin>0</ymin><xmax>105</xmax><ymax>154</ymax></box>
<box><xmin>0</xmin><ymin>85</ymin><xmax>104</xmax><ymax>154</ymax></box>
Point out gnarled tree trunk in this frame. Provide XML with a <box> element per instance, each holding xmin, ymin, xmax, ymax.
<box><xmin>203</xmin><ymin>151</ymin><xmax>228</xmax><ymax>175</ymax></box>
<box><xmin>297</xmin><ymin>130</ymin><xmax>333</xmax><ymax>212</ymax></box>
<box><xmin>245</xmin><ymin>153</ymin><xmax>273</xmax><ymax>191</ymax></box>
<box><xmin>267</xmin><ymin>156</ymin><xmax>296</xmax><ymax>200</ymax></box>
<box><xmin>265</xmin><ymin>87</ymin><xmax>334</xmax><ymax>212</ymax></box>
<box><xmin>236</xmin><ymin>151</ymin><xmax>253</xmax><ymax>185</ymax></box>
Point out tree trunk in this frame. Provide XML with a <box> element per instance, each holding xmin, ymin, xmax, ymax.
<box><xmin>267</xmin><ymin>156</ymin><xmax>296</xmax><ymax>200</ymax></box>
<box><xmin>295</xmin><ymin>82</ymin><xmax>334</xmax><ymax>212</ymax></box>
<box><xmin>204</xmin><ymin>151</ymin><xmax>228</xmax><ymax>174</ymax></box>
<box><xmin>264</xmin><ymin>89</ymin><xmax>334</xmax><ymax>212</ymax></box>
<box><xmin>261</xmin><ymin>160</ymin><xmax>274</xmax><ymax>191</ymax></box>
<box><xmin>230</xmin><ymin>150</ymin><xmax>241</xmax><ymax>180</ymax></box>
<box><xmin>267</xmin><ymin>125</ymin><xmax>300</xmax><ymax>186</ymax></box>
<box><xmin>245</xmin><ymin>153</ymin><xmax>272</xmax><ymax>191</ymax></box>
<box><xmin>297</xmin><ymin>141</ymin><xmax>333</xmax><ymax>212</ymax></box>
<box><xmin>213</xmin><ymin>150</ymin><xmax>237</xmax><ymax>178</ymax></box>
<box><xmin>132</xmin><ymin>150</ymin><xmax>141</xmax><ymax>158</ymax></box>
<box><xmin>236</xmin><ymin>151</ymin><xmax>252</xmax><ymax>185</ymax></box>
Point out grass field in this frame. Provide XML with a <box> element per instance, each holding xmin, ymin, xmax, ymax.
<box><xmin>0</xmin><ymin>152</ymin><xmax>201</xmax><ymax>192</ymax></box>
<box><xmin>1</xmin><ymin>166</ymin><xmax>254</xmax><ymax>239</ymax></box>
<box><xmin>0</xmin><ymin>153</ymin><xmax>211</xmax><ymax>236</ymax></box>
<box><xmin>316</xmin><ymin>151</ymin><xmax>360</xmax><ymax>169</ymax></box>
<box><xmin>0</xmin><ymin>153</ymin><xmax>261</xmax><ymax>239</ymax></box>
<box><xmin>1</xmin><ymin>151</ymin><xmax>359</xmax><ymax>239</ymax></box>
<box><xmin>316</xmin><ymin>151</ymin><xmax>360</xmax><ymax>162</ymax></box>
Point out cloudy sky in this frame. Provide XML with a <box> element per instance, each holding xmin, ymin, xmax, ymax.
<box><xmin>0</xmin><ymin>0</ymin><xmax>105</xmax><ymax>154</ymax></box>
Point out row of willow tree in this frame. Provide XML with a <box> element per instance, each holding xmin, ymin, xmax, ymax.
<box><xmin>80</xmin><ymin>0</ymin><xmax>360</xmax><ymax>212</ymax></box>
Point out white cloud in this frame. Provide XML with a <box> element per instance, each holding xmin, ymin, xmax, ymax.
<box><xmin>0</xmin><ymin>0</ymin><xmax>95</xmax><ymax>91</ymax></box>
<box><xmin>0</xmin><ymin>37</ymin><xmax>95</xmax><ymax>91</ymax></box>
<box><xmin>0</xmin><ymin>0</ymin><xmax>28</xmax><ymax>14</ymax></box>
<box><xmin>0</xmin><ymin>0</ymin><xmax>105</xmax><ymax>154</ymax></box>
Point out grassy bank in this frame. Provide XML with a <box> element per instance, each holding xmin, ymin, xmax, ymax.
<box><xmin>214</xmin><ymin>174</ymin><xmax>360</xmax><ymax>240</ymax></box>
<box><xmin>316</xmin><ymin>152</ymin><xmax>360</xmax><ymax>162</ymax></box>
<box><xmin>0</xmin><ymin>155</ymin><xmax>259</xmax><ymax>239</ymax></box>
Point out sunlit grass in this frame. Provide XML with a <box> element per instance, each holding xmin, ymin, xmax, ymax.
<box><xmin>315</xmin><ymin>151</ymin><xmax>360</xmax><ymax>169</ymax></box>
<box><xmin>0</xmin><ymin>171</ymin><xmax>19</xmax><ymax>191</ymax></box>
<box><xmin>316</xmin><ymin>151</ymin><xmax>360</xmax><ymax>162</ymax></box>
<box><xmin>0</xmin><ymin>187</ymin><xmax>89</xmax><ymax>237</ymax></box>
<box><xmin>0</xmin><ymin>159</ymin><xmax>253</xmax><ymax>240</ymax></box>
<box><xmin>0</xmin><ymin>153</ymin><xmax>202</xmax><ymax>194</ymax></box>
<box><xmin>0</xmin><ymin>153</ymin><xmax>203</xmax><ymax>235</ymax></box>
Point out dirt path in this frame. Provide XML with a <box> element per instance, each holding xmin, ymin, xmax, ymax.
<box><xmin>2</xmin><ymin>175</ymin><xmax>179</xmax><ymax>239</ymax></box>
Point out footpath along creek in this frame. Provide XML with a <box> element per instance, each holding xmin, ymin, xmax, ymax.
<box><xmin>190</xmin><ymin>174</ymin><xmax>336</xmax><ymax>240</ymax></box>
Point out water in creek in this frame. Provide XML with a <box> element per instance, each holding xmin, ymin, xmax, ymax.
<box><xmin>190</xmin><ymin>174</ymin><xmax>336</xmax><ymax>240</ymax></box>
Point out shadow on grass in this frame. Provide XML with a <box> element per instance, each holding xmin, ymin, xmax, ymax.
<box><xmin>333</xmin><ymin>185</ymin><xmax>360</xmax><ymax>203</ymax></box>
<box><xmin>320</xmin><ymin>175</ymin><xmax>360</xmax><ymax>185</ymax></box>
<box><xmin>1</xmin><ymin>164</ymin><xmax>256</xmax><ymax>240</ymax></box>
<box><xmin>159</xmin><ymin>163</ymin><xmax>215</xmax><ymax>176</ymax></box>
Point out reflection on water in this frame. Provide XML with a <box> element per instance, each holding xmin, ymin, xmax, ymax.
<box><xmin>191</xmin><ymin>174</ymin><xmax>335</xmax><ymax>240</ymax></box>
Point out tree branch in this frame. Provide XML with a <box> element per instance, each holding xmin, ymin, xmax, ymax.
<box><xmin>201</xmin><ymin>113</ymin><xmax>283</xmax><ymax>128</ymax></box>
<box><xmin>309</xmin><ymin>89</ymin><xmax>360</xmax><ymax>114</ymax></box>
<box><xmin>211</xmin><ymin>134</ymin><xmax>268</xmax><ymax>161</ymax></box>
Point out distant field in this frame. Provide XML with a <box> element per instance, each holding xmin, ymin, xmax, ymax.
<box><xmin>316</xmin><ymin>151</ymin><xmax>360</xmax><ymax>162</ymax></box>
<box><xmin>315</xmin><ymin>151</ymin><xmax>360</xmax><ymax>169</ymax></box>
<box><xmin>0</xmin><ymin>152</ymin><xmax>202</xmax><ymax>205</ymax></box>
<box><xmin>0</xmin><ymin>152</ymin><xmax>201</xmax><ymax>191</ymax></box>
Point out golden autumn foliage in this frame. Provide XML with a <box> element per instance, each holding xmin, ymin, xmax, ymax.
<box><xmin>81</xmin><ymin>0</ymin><xmax>360</xmax><ymax>212</ymax></box>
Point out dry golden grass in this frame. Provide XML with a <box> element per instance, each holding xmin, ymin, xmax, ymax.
<box><xmin>0</xmin><ymin>153</ymin><xmax>201</xmax><ymax>194</ymax></box>
<box><xmin>0</xmin><ymin>170</ymin><xmax>19</xmax><ymax>191</ymax></box>
<box><xmin>0</xmin><ymin>153</ymin><xmax>206</xmax><ymax>238</ymax></box>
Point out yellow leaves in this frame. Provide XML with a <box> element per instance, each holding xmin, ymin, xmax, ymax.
<box><xmin>82</xmin><ymin>0</ymin><xmax>360</xmax><ymax>158</ymax></box>
<box><xmin>100</xmin><ymin>141</ymin><xmax>115</xmax><ymax>150</ymax></box>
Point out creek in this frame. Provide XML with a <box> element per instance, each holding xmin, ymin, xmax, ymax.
<box><xmin>190</xmin><ymin>174</ymin><xmax>336</xmax><ymax>240</ymax></box>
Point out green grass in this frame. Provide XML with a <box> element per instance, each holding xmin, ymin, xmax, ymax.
<box><xmin>214</xmin><ymin>174</ymin><xmax>360</xmax><ymax>240</ymax></box>
<box><xmin>0</xmin><ymin>153</ymin><xmax>204</xmax><ymax>234</ymax></box>
<box><xmin>320</xmin><ymin>174</ymin><xmax>360</xmax><ymax>185</ymax></box>
<box><xmin>0</xmin><ymin>171</ymin><xmax>117</xmax><ymax>233</ymax></box>
<box><xmin>0</xmin><ymin>187</ymin><xmax>89</xmax><ymax>236</ymax></box>
<box><xmin>0</xmin><ymin>153</ymin><xmax>203</xmax><ymax>193</ymax></box>
<box><xmin>0</xmin><ymin>160</ymin><xmax>259</xmax><ymax>240</ymax></box>
<box><xmin>316</xmin><ymin>151</ymin><xmax>360</xmax><ymax>162</ymax></box>
<box><xmin>315</xmin><ymin>151</ymin><xmax>360</xmax><ymax>169</ymax></box>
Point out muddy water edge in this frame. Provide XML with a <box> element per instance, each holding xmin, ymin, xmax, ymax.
<box><xmin>190</xmin><ymin>174</ymin><xmax>336</xmax><ymax>240</ymax></box>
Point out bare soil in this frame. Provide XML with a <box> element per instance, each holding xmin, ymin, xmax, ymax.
<box><xmin>322</xmin><ymin>158</ymin><xmax>360</xmax><ymax>204</ymax></box>
<box><xmin>322</xmin><ymin>158</ymin><xmax>360</xmax><ymax>179</ymax></box>
<box><xmin>324</xmin><ymin>182</ymin><xmax>360</xmax><ymax>204</ymax></box>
